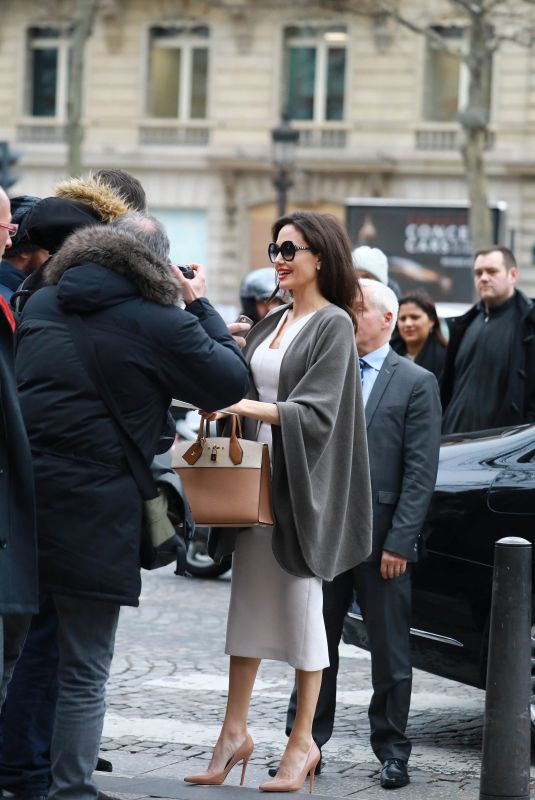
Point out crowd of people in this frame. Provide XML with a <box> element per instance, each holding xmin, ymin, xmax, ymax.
<box><xmin>0</xmin><ymin>168</ymin><xmax>532</xmax><ymax>800</ymax></box>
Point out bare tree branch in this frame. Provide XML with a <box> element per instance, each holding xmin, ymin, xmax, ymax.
<box><xmin>491</xmin><ymin>29</ymin><xmax>535</xmax><ymax>48</ymax></box>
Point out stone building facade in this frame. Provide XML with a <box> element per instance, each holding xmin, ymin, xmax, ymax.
<box><xmin>1</xmin><ymin>0</ymin><xmax>535</xmax><ymax>307</ymax></box>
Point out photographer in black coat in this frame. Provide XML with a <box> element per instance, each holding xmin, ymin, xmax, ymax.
<box><xmin>0</xmin><ymin>186</ymin><xmax>38</xmax><ymax>706</ymax></box>
<box><xmin>14</xmin><ymin>213</ymin><xmax>249</xmax><ymax>800</ymax></box>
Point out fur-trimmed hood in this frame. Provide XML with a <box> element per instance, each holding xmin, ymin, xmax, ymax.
<box><xmin>54</xmin><ymin>176</ymin><xmax>131</xmax><ymax>222</ymax></box>
<box><xmin>18</xmin><ymin>175</ymin><xmax>130</xmax><ymax>256</ymax></box>
<box><xmin>45</xmin><ymin>224</ymin><xmax>181</xmax><ymax>307</ymax></box>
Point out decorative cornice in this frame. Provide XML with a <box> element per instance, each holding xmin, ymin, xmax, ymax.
<box><xmin>150</xmin><ymin>0</ymin><xmax>209</xmax><ymax>19</ymax></box>
<box><xmin>31</xmin><ymin>0</ymin><xmax>76</xmax><ymax>25</ymax></box>
<box><xmin>99</xmin><ymin>0</ymin><xmax>126</xmax><ymax>53</ymax></box>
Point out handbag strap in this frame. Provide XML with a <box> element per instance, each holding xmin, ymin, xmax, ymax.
<box><xmin>64</xmin><ymin>312</ymin><xmax>157</xmax><ymax>501</ymax></box>
<box><xmin>183</xmin><ymin>413</ymin><xmax>244</xmax><ymax>466</ymax></box>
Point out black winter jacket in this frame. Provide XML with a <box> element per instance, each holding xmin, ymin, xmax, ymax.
<box><xmin>0</xmin><ymin>300</ymin><xmax>38</xmax><ymax>615</ymax></box>
<box><xmin>441</xmin><ymin>289</ymin><xmax>535</xmax><ymax>427</ymax></box>
<box><xmin>391</xmin><ymin>333</ymin><xmax>446</xmax><ymax>386</ymax></box>
<box><xmin>15</xmin><ymin>226</ymin><xmax>249</xmax><ymax>606</ymax></box>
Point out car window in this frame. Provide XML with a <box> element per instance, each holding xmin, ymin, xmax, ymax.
<box><xmin>518</xmin><ymin>449</ymin><xmax>535</xmax><ymax>464</ymax></box>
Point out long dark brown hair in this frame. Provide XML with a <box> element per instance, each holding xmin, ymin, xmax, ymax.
<box><xmin>398</xmin><ymin>291</ymin><xmax>447</xmax><ymax>348</ymax></box>
<box><xmin>271</xmin><ymin>211</ymin><xmax>360</xmax><ymax>331</ymax></box>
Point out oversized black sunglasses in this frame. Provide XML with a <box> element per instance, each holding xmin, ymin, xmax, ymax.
<box><xmin>268</xmin><ymin>241</ymin><xmax>312</xmax><ymax>263</ymax></box>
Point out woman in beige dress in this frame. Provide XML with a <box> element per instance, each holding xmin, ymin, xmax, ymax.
<box><xmin>185</xmin><ymin>212</ymin><xmax>372</xmax><ymax>793</ymax></box>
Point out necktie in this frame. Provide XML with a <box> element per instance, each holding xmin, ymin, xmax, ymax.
<box><xmin>359</xmin><ymin>357</ymin><xmax>367</xmax><ymax>386</ymax></box>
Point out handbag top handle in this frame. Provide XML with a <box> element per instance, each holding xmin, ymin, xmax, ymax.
<box><xmin>182</xmin><ymin>414</ymin><xmax>243</xmax><ymax>466</ymax></box>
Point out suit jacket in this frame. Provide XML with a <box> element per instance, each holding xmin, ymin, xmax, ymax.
<box><xmin>365</xmin><ymin>348</ymin><xmax>441</xmax><ymax>562</ymax></box>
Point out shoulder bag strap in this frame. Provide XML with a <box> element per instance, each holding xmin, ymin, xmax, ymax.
<box><xmin>64</xmin><ymin>312</ymin><xmax>157</xmax><ymax>501</ymax></box>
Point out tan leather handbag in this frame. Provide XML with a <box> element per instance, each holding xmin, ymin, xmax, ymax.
<box><xmin>172</xmin><ymin>416</ymin><xmax>274</xmax><ymax>528</ymax></box>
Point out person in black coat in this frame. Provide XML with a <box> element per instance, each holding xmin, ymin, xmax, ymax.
<box><xmin>14</xmin><ymin>213</ymin><xmax>249</xmax><ymax>800</ymax></box>
<box><xmin>0</xmin><ymin>186</ymin><xmax>38</xmax><ymax>706</ymax></box>
<box><xmin>0</xmin><ymin>196</ymin><xmax>48</xmax><ymax>304</ymax></box>
<box><xmin>441</xmin><ymin>247</ymin><xmax>535</xmax><ymax>433</ymax></box>
<box><xmin>0</xmin><ymin>178</ymin><xmax>137</xmax><ymax>799</ymax></box>
<box><xmin>391</xmin><ymin>292</ymin><xmax>446</xmax><ymax>385</ymax></box>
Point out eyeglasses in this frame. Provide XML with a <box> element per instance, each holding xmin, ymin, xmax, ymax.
<box><xmin>268</xmin><ymin>241</ymin><xmax>312</xmax><ymax>263</ymax></box>
<box><xmin>0</xmin><ymin>222</ymin><xmax>18</xmax><ymax>236</ymax></box>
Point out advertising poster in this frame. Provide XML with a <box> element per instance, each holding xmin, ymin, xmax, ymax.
<box><xmin>346</xmin><ymin>199</ymin><xmax>506</xmax><ymax>304</ymax></box>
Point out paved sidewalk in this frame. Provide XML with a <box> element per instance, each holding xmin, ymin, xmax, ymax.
<box><xmin>95</xmin><ymin>566</ymin><xmax>533</xmax><ymax>800</ymax></box>
<box><xmin>96</xmin><ymin>750</ymin><xmax>483</xmax><ymax>800</ymax></box>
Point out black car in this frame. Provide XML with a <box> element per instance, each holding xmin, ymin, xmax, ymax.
<box><xmin>343</xmin><ymin>423</ymin><xmax>535</xmax><ymax>735</ymax></box>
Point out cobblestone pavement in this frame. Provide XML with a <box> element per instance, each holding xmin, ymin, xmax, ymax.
<box><xmin>97</xmin><ymin>565</ymin><xmax>533</xmax><ymax>800</ymax></box>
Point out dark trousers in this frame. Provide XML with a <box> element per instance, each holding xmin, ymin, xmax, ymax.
<box><xmin>0</xmin><ymin>594</ymin><xmax>58</xmax><ymax>795</ymax></box>
<box><xmin>0</xmin><ymin>614</ymin><xmax>32</xmax><ymax>709</ymax></box>
<box><xmin>286</xmin><ymin>563</ymin><xmax>413</xmax><ymax>764</ymax></box>
<box><xmin>49</xmin><ymin>594</ymin><xmax>120</xmax><ymax>800</ymax></box>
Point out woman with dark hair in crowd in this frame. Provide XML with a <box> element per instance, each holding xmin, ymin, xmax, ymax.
<box><xmin>185</xmin><ymin>211</ymin><xmax>372</xmax><ymax>793</ymax></box>
<box><xmin>392</xmin><ymin>292</ymin><xmax>447</xmax><ymax>383</ymax></box>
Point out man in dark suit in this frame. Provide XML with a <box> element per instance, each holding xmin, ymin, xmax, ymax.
<box><xmin>281</xmin><ymin>278</ymin><xmax>442</xmax><ymax>789</ymax></box>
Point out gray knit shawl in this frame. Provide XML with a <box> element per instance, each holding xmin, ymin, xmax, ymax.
<box><xmin>210</xmin><ymin>303</ymin><xmax>372</xmax><ymax>580</ymax></box>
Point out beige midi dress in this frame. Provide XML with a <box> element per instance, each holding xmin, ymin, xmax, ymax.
<box><xmin>225</xmin><ymin>311</ymin><xmax>329</xmax><ymax>671</ymax></box>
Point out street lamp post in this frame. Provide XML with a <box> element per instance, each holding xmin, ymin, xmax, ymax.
<box><xmin>271</xmin><ymin>111</ymin><xmax>299</xmax><ymax>217</ymax></box>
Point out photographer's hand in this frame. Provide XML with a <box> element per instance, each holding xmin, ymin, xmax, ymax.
<box><xmin>172</xmin><ymin>263</ymin><xmax>206</xmax><ymax>304</ymax></box>
<box><xmin>227</xmin><ymin>321</ymin><xmax>251</xmax><ymax>349</ymax></box>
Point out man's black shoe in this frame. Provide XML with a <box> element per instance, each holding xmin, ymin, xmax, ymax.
<box><xmin>268</xmin><ymin>754</ymin><xmax>322</xmax><ymax>779</ymax></box>
<box><xmin>98</xmin><ymin>793</ymin><xmax>122</xmax><ymax>800</ymax></box>
<box><xmin>96</xmin><ymin>757</ymin><xmax>113</xmax><ymax>772</ymax></box>
<box><xmin>380</xmin><ymin>759</ymin><xmax>409</xmax><ymax>789</ymax></box>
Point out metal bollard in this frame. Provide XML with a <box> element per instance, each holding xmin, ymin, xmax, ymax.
<box><xmin>480</xmin><ymin>536</ymin><xmax>531</xmax><ymax>800</ymax></box>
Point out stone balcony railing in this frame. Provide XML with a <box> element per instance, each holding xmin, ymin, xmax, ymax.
<box><xmin>17</xmin><ymin>122</ymin><xmax>67</xmax><ymax>144</ymax></box>
<box><xmin>139</xmin><ymin>122</ymin><xmax>210</xmax><ymax>146</ymax></box>
<box><xmin>415</xmin><ymin>124</ymin><xmax>495</xmax><ymax>151</ymax></box>
<box><xmin>295</xmin><ymin>125</ymin><xmax>348</xmax><ymax>149</ymax></box>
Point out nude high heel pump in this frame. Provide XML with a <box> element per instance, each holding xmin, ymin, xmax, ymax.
<box><xmin>259</xmin><ymin>741</ymin><xmax>321</xmax><ymax>794</ymax></box>
<box><xmin>184</xmin><ymin>734</ymin><xmax>254</xmax><ymax>786</ymax></box>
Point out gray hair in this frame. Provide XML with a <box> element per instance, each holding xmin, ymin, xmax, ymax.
<box><xmin>112</xmin><ymin>213</ymin><xmax>170</xmax><ymax>261</ymax></box>
<box><xmin>360</xmin><ymin>278</ymin><xmax>399</xmax><ymax>334</ymax></box>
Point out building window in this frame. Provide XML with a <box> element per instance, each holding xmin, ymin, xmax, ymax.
<box><xmin>423</xmin><ymin>26</ymin><xmax>492</xmax><ymax>122</ymax></box>
<box><xmin>284</xmin><ymin>26</ymin><xmax>347</xmax><ymax>122</ymax></box>
<box><xmin>152</xmin><ymin>208</ymin><xmax>208</xmax><ymax>266</ymax></box>
<box><xmin>147</xmin><ymin>25</ymin><xmax>209</xmax><ymax>120</ymax></box>
<box><xmin>26</xmin><ymin>27</ymin><xmax>71</xmax><ymax>118</ymax></box>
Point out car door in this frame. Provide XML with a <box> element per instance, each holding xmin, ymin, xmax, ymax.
<box><xmin>410</xmin><ymin>430</ymin><xmax>535</xmax><ymax>685</ymax></box>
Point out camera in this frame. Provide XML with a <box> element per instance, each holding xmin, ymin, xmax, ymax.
<box><xmin>177</xmin><ymin>265</ymin><xmax>195</xmax><ymax>279</ymax></box>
